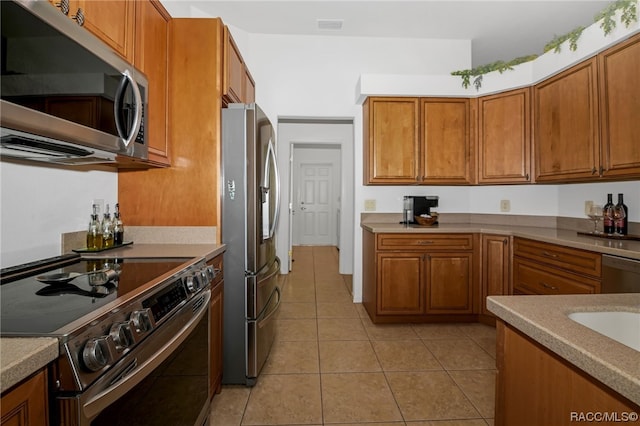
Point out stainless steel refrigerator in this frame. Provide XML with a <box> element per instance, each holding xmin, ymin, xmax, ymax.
<box><xmin>221</xmin><ymin>103</ymin><xmax>281</xmax><ymax>385</ymax></box>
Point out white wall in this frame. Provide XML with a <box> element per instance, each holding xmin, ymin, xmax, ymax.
<box><xmin>0</xmin><ymin>162</ymin><xmax>117</xmax><ymax>267</ymax></box>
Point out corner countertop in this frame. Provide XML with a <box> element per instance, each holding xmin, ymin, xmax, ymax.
<box><xmin>361</xmin><ymin>221</ymin><xmax>640</xmax><ymax>260</ymax></box>
<box><xmin>487</xmin><ymin>293</ymin><xmax>640</xmax><ymax>406</ymax></box>
<box><xmin>0</xmin><ymin>337</ymin><xmax>58</xmax><ymax>392</ymax></box>
<box><xmin>1</xmin><ymin>242</ymin><xmax>226</xmax><ymax>394</ymax></box>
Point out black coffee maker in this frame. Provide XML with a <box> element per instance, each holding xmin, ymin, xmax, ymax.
<box><xmin>402</xmin><ymin>196</ymin><xmax>439</xmax><ymax>225</ymax></box>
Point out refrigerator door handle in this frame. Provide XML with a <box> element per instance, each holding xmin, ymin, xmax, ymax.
<box><xmin>262</xmin><ymin>139</ymin><xmax>280</xmax><ymax>240</ymax></box>
<box><xmin>247</xmin><ymin>286</ymin><xmax>281</xmax><ymax>324</ymax></box>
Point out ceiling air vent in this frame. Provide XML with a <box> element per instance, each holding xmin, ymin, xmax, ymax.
<box><xmin>317</xmin><ymin>19</ymin><xmax>343</xmax><ymax>31</ymax></box>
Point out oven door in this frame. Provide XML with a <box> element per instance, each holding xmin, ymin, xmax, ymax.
<box><xmin>57</xmin><ymin>290</ymin><xmax>211</xmax><ymax>426</ymax></box>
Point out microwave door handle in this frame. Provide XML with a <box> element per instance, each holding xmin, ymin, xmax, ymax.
<box><xmin>113</xmin><ymin>70</ymin><xmax>143</xmax><ymax>148</ymax></box>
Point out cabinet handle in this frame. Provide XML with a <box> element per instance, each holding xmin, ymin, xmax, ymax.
<box><xmin>56</xmin><ymin>0</ymin><xmax>70</xmax><ymax>15</ymax></box>
<box><xmin>503</xmin><ymin>238</ymin><xmax>508</xmax><ymax>244</ymax></box>
<box><xmin>541</xmin><ymin>251</ymin><xmax>558</xmax><ymax>258</ymax></box>
<box><xmin>599</xmin><ymin>166</ymin><xmax>604</xmax><ymax>175</ymax></box>
<box><xmin>417</xmin><ymin>240</ymin><xmax>434</xmax><ymax>245</ymax></box>
<box><xmin>540</xmin><ymin>282</ymin><xmax>559</xmax><ymax>291</ymax></box>
<box><xmin>72</xmin><ymin>8</ymin><xmax>85</xmax><ymax>26</ymax></box>
<box><xmin>591</xmin><ymin>167</ymin><xmax>597</xmax><ymax>175</ymax></box>
<box><xmin>525</xmin><ymin>173</ymin><xmax>530</xmax><ymax>181</ymax></box>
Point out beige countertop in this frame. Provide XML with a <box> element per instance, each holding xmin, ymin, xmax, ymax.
<box><xmin>361</xmin><ymin>221</ymin><xmax>640</xmax><ymax>260</ymax></box>
<box><xmin>0</xmin><ymin>337</ymin><xmax>58</xmax><ymax>392</ymax></box>
<box><xmin>1</xmin><ymin>242</ymin><xmax>226</xmax><ymax>394</ymax></box>
<box><xmin>487</xmin><ymin>293</ymin><xmax>640</xmax><ymax>406</ymax></box>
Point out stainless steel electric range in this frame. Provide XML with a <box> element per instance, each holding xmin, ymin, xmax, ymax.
<box><xmin>1</xmin><ymin>252</ymin><xmax>217</xmax><ymax>426</ymax></box>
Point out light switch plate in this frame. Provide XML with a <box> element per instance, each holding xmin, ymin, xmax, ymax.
<box><xmin>500</xmin><ymin>199</ymin><xmax>511</xmax><ymax>212</ymax></box>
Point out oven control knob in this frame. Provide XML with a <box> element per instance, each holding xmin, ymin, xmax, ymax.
<box><xmin>184</xmin><ymin>274</ymin><xmax>201</xmax><ymax>293</ymax></box>
<box><xmin>109</xmin><ymin>322</ymin><xmax>133</xmax><ymax>351</ymax></box>
<box><xmin>82</xmin><ymin>337</ymin><xmax>110</xmax><ymax>371</ymax></box>
<box><xmin>199</xmin><ymin>268</ymin><xmax>211</xmax><ymax>285</ymax></box>
<box><xmin>131</xmin><ymin>309</ymin><xmax>153</xmax><ymax>333</ymax></box>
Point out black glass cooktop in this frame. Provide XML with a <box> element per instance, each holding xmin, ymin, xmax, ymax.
<box><xmin>0</xmin><ymin>256</ymin><xmax>190</xmax><ymax>335</ymax></box>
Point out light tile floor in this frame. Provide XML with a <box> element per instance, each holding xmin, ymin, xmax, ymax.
<box><xmin>211</xmin><ymin>246</ymin><xmax>497</xmax><ymax>426</ymax></box>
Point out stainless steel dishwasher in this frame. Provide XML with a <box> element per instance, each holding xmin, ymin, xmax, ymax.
<box><xmin>601</xmin><ymin>255</ymin><xmax>640</xmax><ymax>293</ymax></box>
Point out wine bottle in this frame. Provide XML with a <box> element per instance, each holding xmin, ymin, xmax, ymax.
<box><xmin>615</xmin><ymin>193</ymin><xmax>628</xmax><ymax>235</ymax></box>
<box><xmin>113</xmin><ymin>203</ymin><xmax>124</xmax><ymax>245</ymax></box>
<box><xmin>603</xmin><ymin>193</ymin><xmax>614</xmax><ymax>234</ymax></box>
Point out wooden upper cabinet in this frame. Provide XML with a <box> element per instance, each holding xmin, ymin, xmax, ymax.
<box><xmin>421</xmin><ymin>98</ymin><xmax>474</xmax><ymax>184</ymax></box>
<box><xmin>70</xmin><ymin>0</ymin><xmax>135</xmax><ymax>62</ymax></box>
<box><xmin>364</xmin><ymin>97</ymin><xmax>420</xmax><ymax>184</ymax></box>
<box><xmin>598</xmin><ymin>33</ymin><xmax>640</xmax><ymax>179</ymax></box>
<box><xmin>534</xmin><ymin>58</ymin><xmax>600</xmax><ymax>182</ymax></box>
<box><xmin>222</xmin><ymin>26</ymin><xmax>255</xmax><ymax>104</ymax></box>
<box><xmin>134</xmin><ymin>0</ymin><xmax>170</xmax><ymax>165</ymax></box>
<box><xmin>478</xmin><ymin>88</ymin><xmax>531</xmax><ymax>184</ymax></box>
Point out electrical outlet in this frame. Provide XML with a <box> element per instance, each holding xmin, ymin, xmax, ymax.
<box><xmin>500</xmin><ymin>199</ymin><xmax>511</xmax><ymax>212</ymax></box>
<box><xmin>584</xmin><ymin>200</ymin><xmax>594</xmax><ymax>215</ymax></box>
<box><xmin>364</xmin><ymin>199</ymin><xmax>376</xmax><ymax>211</ymax></box>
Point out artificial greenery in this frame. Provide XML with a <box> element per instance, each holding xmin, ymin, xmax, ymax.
<box><xmin>452</xmin><ymin>0</ymin><xmax>638</xmax><ymax>89</ymax></box>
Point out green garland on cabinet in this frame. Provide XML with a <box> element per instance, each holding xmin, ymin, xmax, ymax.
<box><xmin>451</xmin><ymin>0</ymin><xmax>638</xmax><ymax>89</ymax></box>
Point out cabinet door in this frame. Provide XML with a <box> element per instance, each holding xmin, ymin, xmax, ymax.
<box><xmin>426</xmin><ymin>252</ymin><xmax>474</xmax><ymax>313</ymax></box>
<box><xmin>364</xmin><ymin>97</ymin><xmax>420</xmax><ymax>184</ymax></box>
<box><xmin>1</xmin><ymin>370</ymin><xmax>48</xmax><ymax>426</ymax></box>
<box><xmin>421</xmin><ymin>98</ymin><xmax>474</xmax><ymax>184</ymax></box>
<box><xmin>223</xmin><ymin>26</ymin><xmax>245</xmax><ymax>104</ymax></box>
<box><xmin>534</xmin><ymin>58</ymin><xmax>600</xmax><ymax>182</ymax></box>
<box><xmin>377</xmin><ymin>252</ymin><xmax>425</xmax><ymax>315</ymax></box>
<box><xmin>599</xmin><ymin>33</ymin><xmax>640</xmax><ymax>179</ymax></box>
<box><xmin>478</xmin><ymin>88</ymin><xmax>531</xmax><ymax>184</ymax></box>
<box><xmin>244</xmin><ymin>68</ymin><xmax>256</xmax><ymax>104</ymax></box>
<box><xmin>481</xmin><ymin>235</ymin><xmax>510</xmax><ymax>316</ymax></box>
<box><xmin>73</xmin><ymin>0</ymin><xmax>135</xmax><ymax>62</ymax></box>
<box><xmin>135</xmin><ymin>0</ymin><xmax>170</xmax><ymax>165</ymax></box>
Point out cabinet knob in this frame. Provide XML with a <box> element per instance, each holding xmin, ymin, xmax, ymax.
<box><xmin>540</xmin><ymin>282</ymin><xmax>559</xmax><ymax>291</ymax></box>
<box><xmin>591</xmin><ymin>167</ymin><xmax>597</xmax><ymax>175</ymax></box>
<box><xmin>503</xmin><ymin>238</ymin><xmax>508</xmax><ymax>244</ymax></box>
<box><xmin>525</xmin><ymin>173</ymin><xmax>530</xmax><ymax>181</ymax></box>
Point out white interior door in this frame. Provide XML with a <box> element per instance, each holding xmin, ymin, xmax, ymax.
<box><xmin>296</xmin><ymin>163</ymin><xmax>333</xmax><ymax>245</ymax></box>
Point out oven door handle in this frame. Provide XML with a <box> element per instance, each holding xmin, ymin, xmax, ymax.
<box><xmin>82</xmin><ymin>290</ymin><xmax>211</xmax><ymax>420</ymax></box>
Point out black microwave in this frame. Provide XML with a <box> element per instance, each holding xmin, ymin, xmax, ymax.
<box><xmin>0</xmin><ymin>0</ymin><xmax>148</xmax><ymax>166</ymax></box>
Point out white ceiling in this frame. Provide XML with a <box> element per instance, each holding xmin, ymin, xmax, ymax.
<box><xmin>160</xmin><ymin>0</ymin><xmax>612</xmax><ymax>66</ymax></box>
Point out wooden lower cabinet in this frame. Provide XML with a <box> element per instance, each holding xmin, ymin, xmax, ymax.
<box><xmin>480</xmin><ymin>235</ymin><xmax>510</xmax><ymax>319</ymax></box>
<box><xmin>496</xmin><ymin>321</ymin><xmax>639</xmax><ymax>426</ymax></box>
<box><xmin>1</xmin><ymin>369</ymin><xmax>48</xmax><ymax>426</ymax></box>
<box><xmin>208</xmin><ymin>255</ymin><xmax>224</xmax><ymax>398</ymax></box>
<box><xmin>513</xmin><ymin>237</ymin><xmax>601</xmax><ymax>295</ymax></box>
<box><xmin>363</xmin><ymin>230</ymin><xmax>478</xmax><ymax>323</ymax></box>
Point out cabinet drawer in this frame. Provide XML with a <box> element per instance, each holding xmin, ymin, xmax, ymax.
<box><xmin>377</xmin><ymin>233</ymin><xmax>474</xmax><ymax>251</ymax></box>
<box><xmin>513</xmin><ymin>238</ymin><xmax>601</xmax><ymax>278</ymax></box>
<box><xmin>513</xmin><ymin>258</ymin><xmax>600</xmax><ymax>295</ymax></box>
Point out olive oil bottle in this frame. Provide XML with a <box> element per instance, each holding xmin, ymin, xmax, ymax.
<box><xmin>113</xmin><ymin>203</ymin><xmax>124</xmax><ymax>245</ymax></box>
<box><xmin>102</xmin><ymin>204</ymin><xmax>114</xmax><ymax>248</ymax></box>
<box><xmin>87</xmin><ymin>204</ymin><xmax>103</xmax><ymax>250</ymax></box>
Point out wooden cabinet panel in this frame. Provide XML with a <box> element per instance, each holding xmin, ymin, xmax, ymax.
<box><xmin>481</xmin><ymin>235</ymin><xmax>510</xmax><ymax>317</ymax></box>
<box><xmin>244</xmin><ymin>68</ymin><xmax>256</xmax><ymax>104</ymax></box>
<box><xmin>426</xmin><ymin>252</ymin><xmax>474</xmax><ymax>313</ymax></box>
<box><xmin>599</xmin><ymin>33</ymin><xmax>640</xmax><ymax>179</ymax></box>
<box><xmin>496</xmin><ymin>321</ymin><xmax>639</xmax><ymax>426</ymax></box>
<box><xmin>73</xmin><ymin>0</ymin><xmax>135</xmax><ymax>62</ymax></box>
<box><xmin>119</xmin><ymin>18</ymin><xmax>224</xmax><ymax>229</ymax></box>
<box><xmin>478</xmin><ymin>88</ymin><xmax>531</xmax><ymax>184</ymax></box>
<box><xmin>208</xmin><ymin>255</ymin><xmax>224</xmax><ymax>398</ymax></box>
<box><xmin>1</xmin><ymin>370</ymin><xmax>48</xmax><ymax>426</ymax></box>
<box><xmin>363</xmin><ymin>97</ymin><xmax>420</xmax><ymax>184</ymax></box>
<box><xmin>134</xmin><ymin>0</ymin><xmax>170</xmax><ymax>165</ymax></box>
<box><xmin>534</xmin><ymin>58</ymin><xmax>600</xmax><ymax>182</ymax></box>
<box><xmin>377</xmin><ymin>253</ymin><xmax>425</xmax><ymax>315</ymax></box>
<box><xmin>421</xmin><ymin>98</ymin><xmax>474</xmax><ymax>184</ymax></box>
<box><xmin>377</xmin><ymin>233</ymin><xmax>474</xmax><ymax>251</ymax></box>
<box><xmin>513</xmin><ymin>238</ymin><xmax>601</xmax><ymax>278</ymax></box>
<box><xmin>513</xmin><ymin>257</ymin><xmax>600</xmax><ymax>295</ymax></box>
